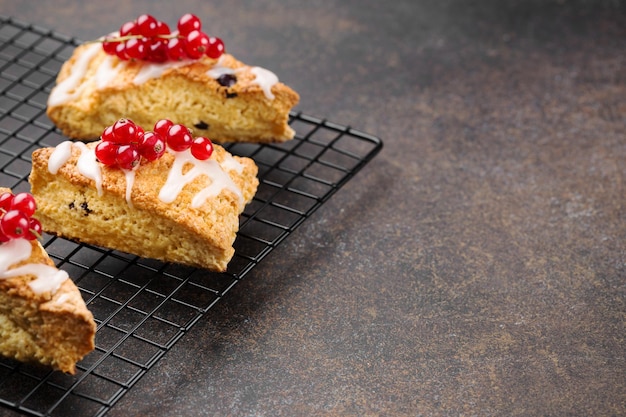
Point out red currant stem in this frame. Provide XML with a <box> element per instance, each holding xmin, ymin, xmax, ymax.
<box><xmin>0</xmin><ymin>229</ymin><xmax>42</xmax><ymax>244</ymax></box>
<box><xmin>89</xmin><ymin>35</ymin><xmax>140</xmax><ymax>44</ymax></box>
<box><xmin>91</xmin><ymin>34</ymin><xmax>185</xmax><ymax>44</ymax></box>
<box><xmin>28</xmin><ymin>228</ymin><xmax>42</xmax><ymax>240</ymax></box>
<box><xmin>0</xmin><ymin>210</ymin><xmax>42</xmax><ymax>241</ymax></box>
<box><xmin>157</xmin><ymin>34</ymin><xmax>185</xmax><ymax>40</ymax></box>
<box><xmin>0</xmin><ymin>216</ymin><xmax>42</xmax><ymax>241</ymax></box>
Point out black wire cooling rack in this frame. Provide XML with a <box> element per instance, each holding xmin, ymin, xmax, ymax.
<box><xmin>0</xmin><ymin>16</ymin><xmax>382</xmax><ymax>417</ymax></box>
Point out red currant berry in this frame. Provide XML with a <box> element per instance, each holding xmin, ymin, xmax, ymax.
<box><xmin>115</xmin><ymin>42</ymin><xmax>129</xmax><ymax>60</ymax></box>
<box><xmin>0</xmin><ymin>192</ymin><xmax>14</xmax><ymax>212</ymax></box>
<box><xmin>10</xmin><ymin>192</ymin><xmax>36</xmax><ymax>218</ymax></box>
<box><xmin>1</xmin><ymin>210</ymin><xmax>30</xmax><ymax>239</ymax></box>
<box><xmin>119</xmin><ymin>20</ymin><xmax>139</xmax><ymax>37</ymax></box>
<box><xmin>190</xmin><ymin>136</ymin><xmax>214</xmax><ymax>160</ymax></box>
<box><xmin>112</xmin><ymin>119</ymin><xmax>138</xmax><ymax>144</ymax></box>
<box><xmin>206</xmin><ymin>37</ymin><xmax>225</xmax><ymax>59</ymax></box>
<box><xmin>166</xmin><ymin>37</ymin><xmax>188</xmax><ymax>61</ymax></box>
<box><xmin>183</xmin><ymin>30</ymin><xmax>209</xmax><ymax>59</ymax></box>
<box><xmin>155</xmin><ymin>20</ymin><xmax>171</xmax><ymax>37</ymax></box>
<box><xmin>146</xmin><ymin>40</ymin><xmax>168</xmax><ymax>63</ymax></box>
<box><xmin>26</xmin><ymin>218</ymin><xmax>42</xmax><ymax>240</ymax></box>
<box><xmin>101</xmin><ymin>125</ymin><xmax>116</xmax><ymax>142</ymax></box>
<box><xmin>0</xmin><ymin>228</ymin><xmax>10</xmax><ymax>243</ymax></box>
<box><xmin>177</xmin><ymin>13</ymin><xmax>202</xmax><ymax>35</ymax></box>
<box><xmin>124</xmin><ymin>38</ymin><xmax>147</xmax><ymax>60</ymax></box>
<box><xmin>101</xmin><ymin>15</ymin><xmax>223</xmax><ymax>64</ymax></box>
<box><xmin>95</xmin><ymin>141</ymin><xmax>120</xmax><ymax>165</ymax></box>
<box><xmin>136</xmin><ymin>14</ymin><xmax>159</xmax><ymax>38</ymax></box>
<box><xmin>138</xmin><ymin>131</ymin><xmax>166</xmax><ymax>161</ymax></box>
<box><xmin>102</xmin><ymin>34</ymin><xmax>120</xmax><ymax>55</ymax></box>
<box><xmin>154</xmin><ymin>119</ymin><xmax>174</xmax><ymax>137</ymax></box>
<box><xmin>134</xmin><ymin>124</ymin><xmax>145</xmax><ymax>141</ymax></box>
<box><xmin>115</xmin><ymin>144</ymin><xmax>141</xmax><ymax>170</ymax></box>
<box><xmin>166</xmin><ymin>124</ymin><xmax>194</xmax><ymax>151</ymax></box>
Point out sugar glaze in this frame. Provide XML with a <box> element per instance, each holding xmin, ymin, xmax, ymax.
<box><xmin>0</xmin><ymin>238</ymin><xmax>68</xmax><ymax>295</ymax></box>
<box><xmin>48</xmin><ymin>141</ymin><xmax>244</xmax><ymax>209</ymax></box>
<box><xmin>48</xmin><ymin>41</ymin><xmax>280</xmax><ymax>105</ymax></box>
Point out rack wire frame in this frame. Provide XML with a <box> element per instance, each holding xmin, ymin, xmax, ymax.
<box><xmin>0</xmin><ymin>16</ymin><xmax>383</xmax><ymax>417</ymax></box>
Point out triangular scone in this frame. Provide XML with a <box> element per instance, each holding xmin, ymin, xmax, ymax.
<box><xmin>29</xmin><ymin>140</ymin><xmax>258</xmax><ymax>272</ymax></box>
<box><xmin>0</xmin><ymin>188</ymin><xmax>96</xmax><ymax>374</ymax></box>
<box><xmin>46</xmin><ymin>42</ymin><xmax>299</xmax><ymax>143</ymax></box>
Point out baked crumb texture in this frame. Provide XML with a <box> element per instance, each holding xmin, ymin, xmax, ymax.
<box><xmin>47</xmin><ymin>44</ymin><xmax>300</xmax><ymax>143</ymax></box>
<box><xmin>29</xmin><ymin>142</ymin><xmax>259</xmax><ymax>272</ymax></box>
<box><xmin>0</xmin><ymin>189</ymin><xmax>96</xmax><ymax>374</ymax></box>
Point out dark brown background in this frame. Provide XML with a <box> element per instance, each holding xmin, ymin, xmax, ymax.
<box><xmin>0</xmin><ymin>0</ymin><xmax>625</xmax><ymax>416</ymax></box>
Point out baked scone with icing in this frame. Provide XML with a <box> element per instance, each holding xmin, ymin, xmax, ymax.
<box><xmin>46</xmin><ymin>41</ymin><xmax>299</xmax><ymax>143</ymax></box>
<box><xmin>29</xmin><ymin>130</ymin><xmax>259</xmax><ymax>272</ymax></box>
<box><xmin>0</xmin><ymin>188</ymin><xmax>96</xmax><ymax>374</ymax></box>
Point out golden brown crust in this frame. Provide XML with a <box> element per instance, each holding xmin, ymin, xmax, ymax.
<box><xmin>46</xmin><ymin>43</ymin><xmax>299</xmax><ymax>143</ymax></box>
<box><xmin>0</xmin><ymin>187</ymin><xmax>96</xmax><ymax>374</ymax></box>
<box><xmin>29</xmin><ymin>141</ymin><xmax>259</xmax><ymax>272</ymax></box>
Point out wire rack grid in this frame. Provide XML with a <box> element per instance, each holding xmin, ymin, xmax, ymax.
<box><xmin>0</xmin><ymin>16</ymin><xmax>382</xmax><ymax>417</ymax></box>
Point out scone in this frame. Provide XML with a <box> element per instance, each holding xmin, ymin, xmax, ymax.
<box><xmin>29</xmin><ymin>120</ymin><xmax>259</xmax><ymax>272</ymax></box>
<box><xmin>0</xmin><ymin>188</ymin><xmax>96</xmax><ymax>374</ymax></box>
<box><xmin>46</xmin><ymin>14</ymin><xmax>299</xmax><ymax>143</ymax></box>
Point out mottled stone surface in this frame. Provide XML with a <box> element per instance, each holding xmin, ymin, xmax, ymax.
<box><xmin>0</xmin><ymin>1</ymin><xmax>625</xmax><ymax>416</ymax></box>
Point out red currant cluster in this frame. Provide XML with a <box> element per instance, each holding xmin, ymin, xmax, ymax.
<box><xmin>101</xmin><ymin>13</ymin><xmax>225</xmax><ymax>63</ymax></box>
<box><xmin>0</xmin><ymin>191</ymin><xmax>42</xmax><ymax>242</ymax></box>
<box><xmin>95</xmin><ymin>118</ymin><xmax>214</xmax><ymax>170</ymax></box>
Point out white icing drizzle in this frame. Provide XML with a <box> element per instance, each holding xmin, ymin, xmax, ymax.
<box><xmin>205</xmin><ymin>57</ymin><xmax>279</xmax><ymax>100</ymax></box>
<box><xmin>48</xmin><ymin>141</ymin><xmax>73</xmax><ymax>174</ymax></box>
<box><xmin>0</xmin><ymin>238</ymin><xmax>68</xmax><ymax>295</ymax></box>
<box><xmin>48</xmin><ymin>141</ymin><xmax>243</xmax><ymax>211</ymax></box>
<box><xmin>133</xmin><ymin>59</ymin><xmax>195</xmax><ymax>84</ymax></box>
<box><xmin>0</xmin><ymin>239</ymin><xmax>31</xmax><ymax>271</ymax></box>
<box><xmin>159</xmin><ymin>148</ymin><xmax>244</xmax><ymax>209</ymax></box>
<box><xmin>74</xmin><ymin>142</ymin><xmax>104</xmax><ymax>196</ymax></box>
<box><xmin>48</xmin><ymin>42</ymin><xmax>102</xmax><ymax>106</ymax></box>
<box><xmin>96</xmin><ymin>54</ymin><xmax>122</xmax><ymax>89</ymax></box>
<box><xmin>206</xmin><ymin>56</ymin><xmax>236</xmax><ymax>79</ymax></box>
<box><xmin>48</xmin><ymin>38</ymin><xmax>280</xmax><ymax>103</ymax></box>
<box><xmin>11</xmin><ymin>264</ymin><xmax>69</xmax><ymax>295</ymax></box>
<box><xmin>123</xmin><ymin>169</ymin><xmax>136</xmax><ymax>206</ymax></box>
<box><xmin>250</xmin><ymin>67</ymin><xmax>278</xmax><ymax>100</ymax></box>
<box><xmin>220</xmin><ymin>153</ymin><xmax>245</xmax><ymax>174</ymax></box>
<box><xmin>55</xmin><ymin>293</ymin><xmax>71</xmax><ymax>305</ymax></box>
